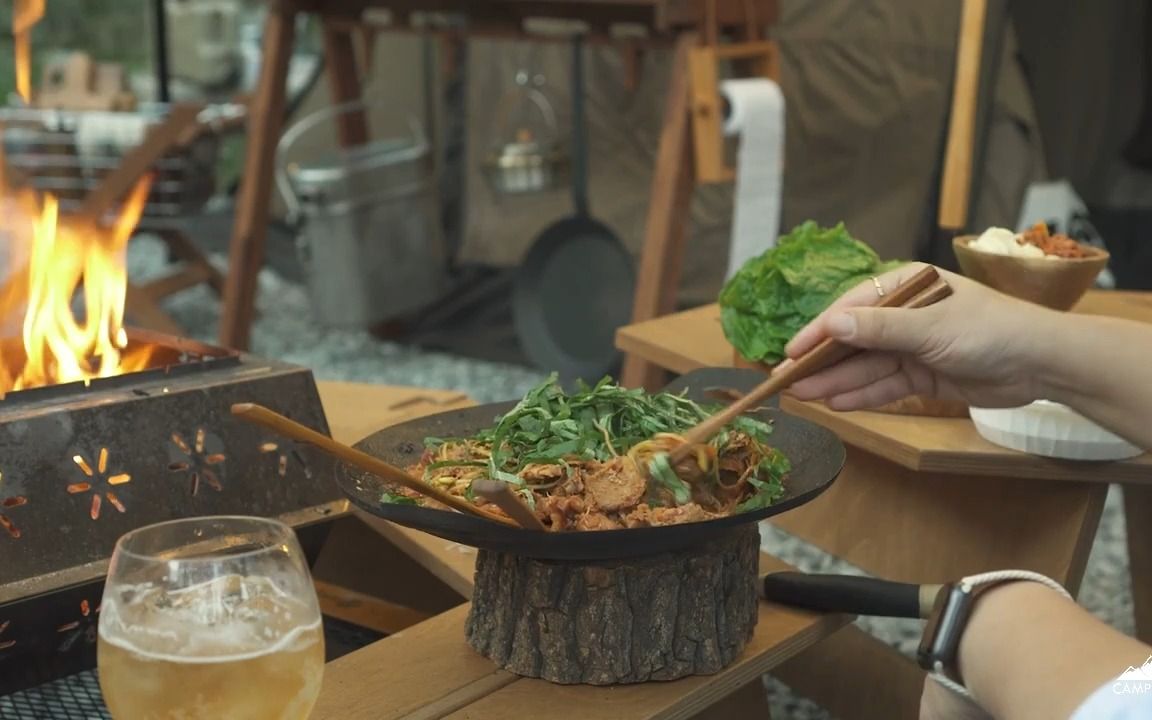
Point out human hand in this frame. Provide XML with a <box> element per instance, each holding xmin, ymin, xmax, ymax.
<box><xmin>780</xmin><ymin>263</ymin><xmax>1059</xmax><ymax>410</ymax></box>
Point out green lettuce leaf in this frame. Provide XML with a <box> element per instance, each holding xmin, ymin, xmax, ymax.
<box><xmin>719</xmin><ymin>221</ymin><xmax>906</xmax><ymax>365</ymax></box>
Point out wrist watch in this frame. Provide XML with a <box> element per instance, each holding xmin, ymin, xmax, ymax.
<box><xmin>917</xmin><ymin>570</ymin><xmax>1072</xmax><ymax>691</ymax></box>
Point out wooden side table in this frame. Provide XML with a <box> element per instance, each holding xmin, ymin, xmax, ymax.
<box><xmin>615</xmin><ymin>289</ymin><xmax>1152</xmax><ymax>719</ymax></box>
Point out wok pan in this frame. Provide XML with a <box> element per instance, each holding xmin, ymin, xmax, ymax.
<box><xmin>337</xmin><ymin>368</ymin><xmax>845</xmax><ymax>560</ymax></box>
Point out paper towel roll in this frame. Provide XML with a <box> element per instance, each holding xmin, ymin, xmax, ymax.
<box><xmin>721</xmin><ymin>78</ymin><xmax>785</xmax><ymax>279</ymax></box>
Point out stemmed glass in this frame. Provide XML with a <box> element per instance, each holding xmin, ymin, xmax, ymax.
<box><xmin>97</xmin><ymin>516</ymin><xmax>325</xmax><ymax>719</ymax></box>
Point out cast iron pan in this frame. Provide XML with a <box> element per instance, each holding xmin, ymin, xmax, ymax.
<box><xmin>337</xmin><ymin>368</ymin><xmax>845</xmax><ymax>560</ymax></box>
<box><xmin>512</xmin><ymin>34</ymin><xmax>635</xmax><ymax>384</ymax></box>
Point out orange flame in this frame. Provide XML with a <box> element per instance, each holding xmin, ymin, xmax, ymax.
<box><xmin>0</xmin><ymin>0</ymin><xmax>154</xmax><ymax>397</ymax></box>
<box><xmin>1</xmin><ymin>177</ymin><xmax>155</xmax><ymax>395</ymax></box>
<box><xmin>12</xmin><ymin>0</ymin><xmax>45</xmax><ymax>103</ymax></box>
<box><xmin>19</xmin><ymin>179</ymin><xmax>152</xmax><ymax>388</ymax></box>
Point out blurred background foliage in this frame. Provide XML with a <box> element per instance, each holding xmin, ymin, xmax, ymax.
<box><xmin>0</xmin><ymin>1</ymin><xmax>323</xmax><ymax>191</ymax></box>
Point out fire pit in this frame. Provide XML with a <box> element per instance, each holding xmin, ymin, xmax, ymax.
<box><xmin>0</xmin><ymin>329</ymin><xmax>339</xmax><ymax>696</ymax></box>
<box><xmin>0</xmin><ymin>5</ymin><xmax>343</xmax><ymax>699</ymax></box>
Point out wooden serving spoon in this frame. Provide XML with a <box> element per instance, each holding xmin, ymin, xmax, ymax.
<box><xmin>668</xmin><ymin>266</ymin><xmax>953</xmax><ymax>465</ymax></box>
<box><xmin>230</xmin><ymin>403</ymin><xmax>517</xmax><ymax>527</ymax></box>
<box><xmin>472</xmin><ymin>479</ymin><xmax>548</xmax><ymax>531</ymax></box>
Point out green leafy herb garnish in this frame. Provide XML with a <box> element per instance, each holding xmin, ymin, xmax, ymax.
<box><xmin>647</xmin><ymin>453</ymin><xmax>693</xmax><ymax>504</ymax></box>
<box><xmin>737</xmin><ymin>448</ymin><xmax>790</xmax><ymax>511</ymax></box>
<box><xmin>381</xmin><ymin>492</ymin><xmax>419</xmax><ymax>506</ymax></box>
<box><xmin>417</xmin><ymin>375</ymin><xmax>791</xmax><ymax>514</ymax></box>
<box><xmin>477</xmin><ymin>374</ymin><xmax>720</xmax><ymax>482</ymax></box>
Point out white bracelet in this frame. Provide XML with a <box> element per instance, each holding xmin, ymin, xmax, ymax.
<box><xmin>928</xmin><ymin>570</ymin><xmax>1073</xmax><ymax>699</ymax></box>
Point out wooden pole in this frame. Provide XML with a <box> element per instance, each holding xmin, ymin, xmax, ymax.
<box><xmin>219</xmin><ymin>0</ymin><xmax>298</xmax><ymax>350</ymax></box>
<box><xmin>619</xmin><ymin>33</ymin><xmax>697</xmax><ymax>390</ymax></box>
<box><xmin>937</xmin><ymin>0</ymin><xmax>988</xmax><ymax>232</ymax></box>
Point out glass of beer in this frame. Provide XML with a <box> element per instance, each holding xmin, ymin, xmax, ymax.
<box><xmin>97</xmin><ymin>516</ymin><xmax>325</xmax><ymax>719</ymax></box>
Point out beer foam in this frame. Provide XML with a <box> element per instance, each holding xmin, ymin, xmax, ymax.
<box><xmin>99</xmin><ymin>575</ymin><xmax>321</xmax><ymax>664</ymax></box>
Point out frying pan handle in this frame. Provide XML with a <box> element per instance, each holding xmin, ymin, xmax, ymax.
<box><xmin>570</xmin><ymin>33</ymin><xmax>589</xmax><ymax>217</ymax></box>
<box><xmin>760</xmin><ymin>572</ymin><xmax>940</xmax><ymax>619</ymax></box>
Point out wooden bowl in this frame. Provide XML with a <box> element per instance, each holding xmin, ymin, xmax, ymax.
<box><xmin>952</xmin><ymin>235</ymin><xmax>1110</xmax><ymax>311</ymax></box>
<box><xmin>732</xmin><ymin>350</ymin><xmax>968</xmax><ymax>418</ymax></box>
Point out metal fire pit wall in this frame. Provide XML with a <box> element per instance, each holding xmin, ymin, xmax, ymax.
<box><xmin>0</xmin><ymin>331</ymin><xmax>343</xmax><ymax>696</ymax></box>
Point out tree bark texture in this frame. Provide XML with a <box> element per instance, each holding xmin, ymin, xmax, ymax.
<box><xmin>465</xmin><ymin>524</ymin><xmax>760</xmax><ymax>684</ymax></box>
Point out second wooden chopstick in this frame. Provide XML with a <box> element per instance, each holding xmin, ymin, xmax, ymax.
<box><xmin>231</xmin><ymin>402</ymin><xmax>517</xmax><ymax>527</ymax></box>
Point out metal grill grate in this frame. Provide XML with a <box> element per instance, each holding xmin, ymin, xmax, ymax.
<box><xmin>0</xmin><ymin>670</ymin><xmax>109</xmax><ymax>719</ymax></box>
<box><xmin>0</xmin><ymin>103</ymin><xmax>242</xmax><ymax>218</ymax></box>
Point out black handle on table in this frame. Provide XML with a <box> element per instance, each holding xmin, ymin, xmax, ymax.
<box><xmin>761</xmin><ymin>572</ymin><xmax>938</xmax><ymax>619</ymax></box>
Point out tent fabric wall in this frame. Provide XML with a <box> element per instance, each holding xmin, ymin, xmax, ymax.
<box><xmin>1010</xmin><ymin>0</ymin><xmax>1147</xmax><ymax>209</ymax></box>
<box><xmin>456</xmin><ymin>0</ymin><xmax>1047</xmax><ymax>306</ymax></box>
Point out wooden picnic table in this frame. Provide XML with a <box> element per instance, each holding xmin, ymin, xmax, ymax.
<box><xmin>614</xmin><ymin>289</ymin><xmax>1152</xmax><ymax>719</ymax></box>
<box><xmin>310</xmin><ymin>381</ymin><xmax>851</xmax><ymax>720</ymax></box>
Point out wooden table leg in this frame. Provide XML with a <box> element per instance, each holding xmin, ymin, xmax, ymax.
<box><xmin>321</xmin><ymin>19</ymin><xmax>369</xmax><ymax>146</ymax></box>
<box><xmin>1125</xmin><ymin>484</ymin><xmax>1152</xmax><ymax>643</ymax></box>
<box><xmin>620</xmin><ymin>33</ymin><xmax>696</xmax><ymax>391</ymax></box>
<box><xmin>218</xmin><ymin>0</ymin><xmax>298</xmax><ymax>350</ymax></box>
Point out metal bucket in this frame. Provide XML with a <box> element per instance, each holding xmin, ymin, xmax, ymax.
<box><xmin>276</xmin><ymin>101</ymin><xmax>445</xmax><ymax>329</ymax></box>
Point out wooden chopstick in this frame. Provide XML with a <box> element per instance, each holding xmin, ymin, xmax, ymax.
<box><xmin>905</xmin><ymin>279</ymin><xmax>953</xmax><ymax>310</ymax></box>
<box><xmin>472</xmin><ymin>479</ymin><xmax>548</xmax><ymax>531</ymax></box>
<box><xmin>230</xmin><ymin>403</ymin><xmax>518</xmax><ymax>527</ymax></box>
<box><xmin>671</xmin><ymin>266</ymin><xmax>951</xmax><ymax>460</ymax></box>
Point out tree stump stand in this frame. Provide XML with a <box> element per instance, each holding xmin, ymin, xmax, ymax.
<box><xmin>465</xmin><ymin>524</ymin><xmax>760</xmax><ymax>685</ymax></box>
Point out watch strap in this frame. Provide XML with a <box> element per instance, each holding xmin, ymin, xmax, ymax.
<box><xmin>921</xmin><ymin>570</ymin><xmax>1072</xmax><ymax>698</ymax></box>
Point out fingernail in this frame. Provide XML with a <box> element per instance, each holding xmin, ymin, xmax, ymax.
<box><xmin>827</xmin><ymin>313</ymin><xmax>856</xmax><ymax>338</ymax></box>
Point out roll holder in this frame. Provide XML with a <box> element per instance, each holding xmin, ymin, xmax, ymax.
<box><xmin>687</xmin><ymin>0</ymin><xmax>780</xmax><ymax>183</ymax></box>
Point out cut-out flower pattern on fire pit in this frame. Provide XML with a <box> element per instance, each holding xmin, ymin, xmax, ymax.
<box><xmin>0</xmin><ymin>620</ymin><xmax>12</xmax><ymax>652</ymax></box>
<box><xmin>0</xmin><ymin>470</ymin><xmax>28</xmax><ymax>539</ymax></box>
<box><xmin>255</xmin><ymin>410</ymin><xmax>313</xmax><ymax>481</ymax></box>
<box><xmin>55</xmin><ymin>598</ymin><xmax>99</xmax><ymax>653</ymax></box>
<box><xmin>67</xmin><ymin>449</ymin><xmax>131</xmax><ymax>521</ymax></box>
<box><xmin>259</xmin><ymin>440</ymin><xmax>315</xmax><ymax>480</ymax></box>
<box><xmin>168</xmin><ymin>428</ymin><xmax>226</xmax><ymax>496</ymax></box>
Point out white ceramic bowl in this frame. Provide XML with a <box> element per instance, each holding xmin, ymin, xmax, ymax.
<box><xmin>969</xmin><ymin>401</ymin><xmax>1142</xmax><ymax>461</ymax></box>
